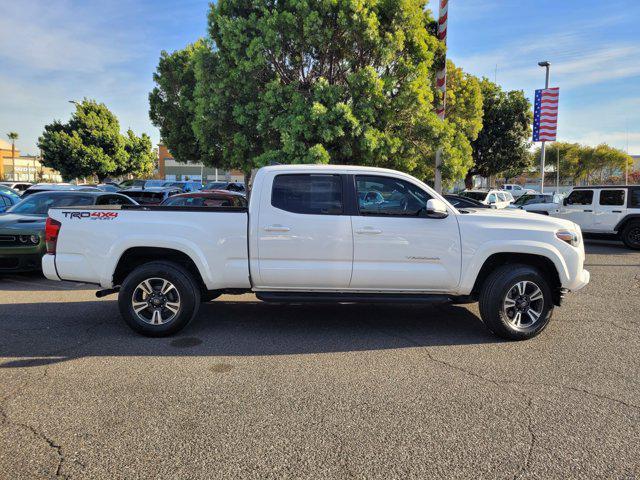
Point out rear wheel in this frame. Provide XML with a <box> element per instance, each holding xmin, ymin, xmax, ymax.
<box><xmin>118</xmin><ymin>261</ymin><xmax>201</xmax><ymax>337</ymax></box>
<box><xmin>621</xmin><ymin>221</ymin><xmax>640</xmax><ymax>250</ymax></box>
<box><xmin>479</xmin><ymin>264</ymin><xmax>554</xmax><ymax>340</ymax></box>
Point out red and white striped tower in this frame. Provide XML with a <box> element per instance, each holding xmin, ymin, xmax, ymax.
<box><xmin>436</xmin><ymin>0</ymin><xmax>448</xmax><ymax>120</ymax></box>
<box><xmin>434</xmin><ymin>0</ymin><xmax>448</xmax><ymax>193</ymax></box>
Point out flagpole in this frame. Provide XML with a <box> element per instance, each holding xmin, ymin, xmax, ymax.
<box><xmin>434</xmin><ymin>0</ymin><xmax>448</xmax><ymax>194</ymax></box>
<box><xmin>538</xmin><ymin>61</ymin><xmax>550</xmax><ymax>193</ymax></box>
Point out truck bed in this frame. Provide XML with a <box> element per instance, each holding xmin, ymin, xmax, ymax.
<box><xmin>46</xmin><ymin>205</ymin><xmax>250</xmax><ymax>290</ymax></box>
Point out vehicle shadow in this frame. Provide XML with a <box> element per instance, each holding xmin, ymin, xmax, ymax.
<box><xmin>0</xmin><ymin>299</ymin><xmax>498</xmax><ymax>368</ymax></box>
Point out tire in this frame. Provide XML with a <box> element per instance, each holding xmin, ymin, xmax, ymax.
<box><xmin>479</xmin><ymin>264</ymin><xmax>554</xmax><ymax>341</ymax></box>
<box><xmin>118</xmin><ymin>261</ymin><xmax>201</xmax><ymax>337</ymax></box>
<box><xmin>621</xmin><ymin>221</ymin><xmax>640</xmax><ymax>250</ymax></box>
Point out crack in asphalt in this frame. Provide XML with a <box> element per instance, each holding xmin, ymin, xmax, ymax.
<box><xmin>361</xmin><ymin>318</ymin><xmax>640</xmax><ymax>479</ymax></box>
<box><xmin>0</xmin><ymin>374</ymin><xmax>67</xmax><ymax>479</ymax></box>
<box><xmin>513</xmin><ymin>398</ymin><xmax>537</xmax><ymax>480</ymax></box>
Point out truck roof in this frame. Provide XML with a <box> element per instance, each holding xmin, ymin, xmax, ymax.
<box><xmin>260</xmin><ymin>164</ymin><xmax>406</xmax><ymax>175</ymax></box>
<box><xmin>573</xmin><ymin>185</ymin><xmax>638</xmax><ymax>189</ymax></box>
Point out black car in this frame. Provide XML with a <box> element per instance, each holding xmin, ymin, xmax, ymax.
<box><xmin>203</xmin><ymin>181</ymin><xmax>246</xmax><ymax>193</ymax></box>
<box><xmin>444</xmin><ymin>194</ymin><xmax>490</xmax><ymax>209</ymax></box>
<box><xmin>0</xmin><ymin>191</ymin><xmax>137</xmax><ymax>272</ymax></box>
<box><xmin>120</xmin><ymin>187</ymin><xmax>183</xmax><ymax>205</ymax></box>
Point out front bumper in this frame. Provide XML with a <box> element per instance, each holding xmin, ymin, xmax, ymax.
<box><xmin>573</xmin><ymin>268</ymin><xmax>590</xmax><ymax>291</ymax></box>
<box><xmin>0</xmin><ymin>251</ymin><xmax>44</xmax><ymax>272</ymax></box>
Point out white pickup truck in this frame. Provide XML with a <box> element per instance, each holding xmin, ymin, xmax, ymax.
<box><xmin>43</xmin><ymin>165</ymin><xmax>590</xmax><ymax>340</ymax></box>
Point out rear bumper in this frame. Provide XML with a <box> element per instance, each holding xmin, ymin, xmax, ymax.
<box><xmin>42</xmin><ymin>254</ymin><xmax>60</xmax><ymax>281</ymax></box>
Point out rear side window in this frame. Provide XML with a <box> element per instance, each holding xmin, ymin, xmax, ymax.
<box><xmin>565</xmin><ymin>190</ymin><xmax>593</xmax><ymax>205</ymax></box>
<box><xmin>272</xmin><ymin>174</ymin><xmax>343</xmax><ymax>215</ymax></box>
<box><xmin>126</xmin><ymin>192</ymin><xmax>164</xmax><ymax>204</ymax></box>
<box><xmin>599</xmin><ymin>189</ymin><xmax>625</xmax><ymax>206</ymax></box>
<box><xmin>630</xmin><ymin>188</ymin><xmax>640</xmax><ymax>208</ymax></box>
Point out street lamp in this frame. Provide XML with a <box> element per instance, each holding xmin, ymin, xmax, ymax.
<box><xmin>538</xmin><ymin>61</ymin><xmax>550</xmax><ymax>193</ymax></box>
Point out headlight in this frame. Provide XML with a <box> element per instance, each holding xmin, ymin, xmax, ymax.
<box><xmin>556</xmin><ymin>229</ymin><xmax>579</xmax><ymax>247</ymax></box>
<box><xmin>30</xmin><ymin>234</ymin><xmax>40</xmax><ymax>245</ymax></box>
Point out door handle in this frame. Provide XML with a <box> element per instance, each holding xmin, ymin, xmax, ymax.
<box><xmin>264</xmin><ymin>225</ymin><xmax>290</xmax><ymax>232</ymax></box>
<box><xmin>612</xmin><ymin>210</ymin><xmax>622</xmax><ymax>213</ymax></box>
<box><xmin>583</xmin><ymin>210</ymin><xmax>593</xmax><ymax>212</ymax></box>
<box><xmin>355</xmin><ymin>227</ymin><xmax>382</xmax><ymax>235</ymax></box>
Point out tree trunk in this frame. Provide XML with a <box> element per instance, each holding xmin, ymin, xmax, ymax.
<box><xmin>464</xmin><ymin>171</ymin><xmax>474</xmax><ymax>189</ymax></box>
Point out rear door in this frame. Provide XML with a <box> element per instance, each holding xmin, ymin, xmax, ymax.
<box><xmin>556</xmin><ymin>189</ymin><xmax>595</xmax><ymax>230</ymax></box>
<box><xmin>593</xmin><ymin>189</ymin><xmax>627</xmax><ymax>233</ymax></box>
<box><xmin>350</xmin><ymin>174</ymin><xmax>461</xmax><ymax>292</ymax></box>
<box><xmin>255</xmin><ymin>173</ymin><xmax>353</xmax><ymax>289</ymax></box>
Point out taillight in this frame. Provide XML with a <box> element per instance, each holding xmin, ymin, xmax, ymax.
<box><xmin>45</xmin><ymin>217</ymin><xmax>61</xmax><ymax>254</ymax></box>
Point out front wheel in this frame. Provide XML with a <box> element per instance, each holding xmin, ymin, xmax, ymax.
<box><xmin>479</xmin><ymin>264</ymin><xmax>554</xmax><ymax>340</ymax></box>
<box><xmin>621</xmin><ymin>221</ymin><xmax>640</xmax><ymax>250</ymax></box>
<box><xmin>118</xmin><ymin>261</ymin><xmax>201</xmax><ymax>337</ymax></box>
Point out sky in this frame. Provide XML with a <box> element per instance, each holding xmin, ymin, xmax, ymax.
<box><xmin>1</xmin><ymin>0</ymin><xmax>639</xmax><ymax>156</ymax></box>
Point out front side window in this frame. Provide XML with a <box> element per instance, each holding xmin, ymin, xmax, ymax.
<box><xmin>599</xmin><ymin>189</ymin><xmax>625</xmax><ymax>206</ymax></box>
<box><xmin>487</xmin><ymin>193</ymin><xmax>497</xmax><ymax>204</ymax></box>
<box><xmin>356</xmin><ymin>175</ymin><xmax>431</xmax><ymax>217</ymax></box>
<box><xmin>272</xmin><ymin>174</ymin><xmax>343</xmax><ymax>215</ymax></box>
<box><xmin>565</xmin><ymin>190</ymin><xmax>593</xmax><ymax>206</ymax></box>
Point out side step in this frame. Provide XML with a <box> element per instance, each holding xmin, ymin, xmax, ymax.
<box><xmin>255</xmin><ymin>291</ymin><xmax>452</xmax><ymax>304</ymax></box>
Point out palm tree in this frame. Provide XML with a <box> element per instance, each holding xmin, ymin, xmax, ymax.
<box><xmin>7</xmin><ymin>132</ymin><xmax>18</xmax><ymax>181</ymax></box>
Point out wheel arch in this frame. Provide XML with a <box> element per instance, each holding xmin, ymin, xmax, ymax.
<box><xmin>471</xmin><ymin>252</ymin><xmax>563</xmax><ymax>305</ymax></box>
<box><xmin>614</xmin><ymin>214</ymin><xmax>640</xmax><ymax>233</ymax></box>
<box><xmin>112</xmin><ymin>247</ymin><xmax>207</xmax><ymax>295</ymax></box>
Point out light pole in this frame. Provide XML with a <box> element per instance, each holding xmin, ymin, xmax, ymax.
<box><xmin>538</xmin><ymin>61</ymin><xmax>550</xmax><ymax>193</ymax></box>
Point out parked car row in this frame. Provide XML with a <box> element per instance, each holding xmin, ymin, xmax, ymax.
<box><xmin>0</xmin><ymin>181</ymin><xmax>248</xmax><ymax>273</ymax></box>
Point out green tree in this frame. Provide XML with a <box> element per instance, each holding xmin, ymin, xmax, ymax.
<box><xmin>466</xmin><ymin>79</ymin><xmax>532</xmax><ymax>188</ymax></box>
<box><xmin>38</xmin><ymin>99</ymin><xmax>153</xmax><ymax>182</ymax></box>
<box><xmin>188</xmin><ymin>0</ymin><xmax>481</xmax><ymax>185</ymax></box>
<box><xmin>149</xmin><ymin>40</ymin><xmax>207</xmax><ymax>164</ymax></box>
<box><xmin>534</xmin><ymin>142</ymin><xmax>632</xmax><ymax>185</ymax></box>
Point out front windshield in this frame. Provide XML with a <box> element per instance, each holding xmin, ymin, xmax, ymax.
<box><xmin>8</xmin><ymin>194</ymin><xmax>95</xmax><ymax>215</ymax></box>
<box><xmin>460</xmin><ymin>191</ymin><xmax>487</xmax><ymax>201</ymax></box>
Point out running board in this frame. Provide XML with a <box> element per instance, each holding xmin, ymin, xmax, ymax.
<box><xmin>255</xmin><ymin>292</ymin><xmax>452</xmax><ymax>304</ymax></box>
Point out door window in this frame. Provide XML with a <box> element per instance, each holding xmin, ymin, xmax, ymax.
<box><xmin>272</xmin><ymin>174</ymin><xmax>343</xmax><ymax>215</ymax></box>
<box><xmin>497</xmin><ymin>193</ymin><xmax>506</xmax><ymax>202</ymax></box>
<box><xmin>356</xmin><ymin>175</ymin><xmax>431</xmax><ymax>216</ymax></box>
<box><xmin>630</xmin><ymin>188</ymin><xmax>640</xmax><ymax>208</ymax></box>
<box><xmin>599</xmin><ymin>190</ymin><xmax>625</xmax><ymax>206</ymax></box>
<box><xmin>487</xmin><ymin>193</ymin><xmax>497</xmax><ymax>204</ymax></box>
<box><xmin>565</xmin><ymin>190</ymin><xmax>593</xmax><ymax>205</ymax></box>
<box><xmin>96</xmin><ymin>195</ymin><xmax>135</xmax><ymax>206</ymax></box>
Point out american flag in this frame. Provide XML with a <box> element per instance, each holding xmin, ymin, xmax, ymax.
<box><xmin>533</xmin><ymin>87</ymin><xmax>559</xmax><ymax>142</ymax></box>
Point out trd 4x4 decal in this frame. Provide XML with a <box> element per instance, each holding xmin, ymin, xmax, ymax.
<box><xmin>61</xmin><ymin>211</ymin><xmax>119</xmax><ymax>220</ymax></box>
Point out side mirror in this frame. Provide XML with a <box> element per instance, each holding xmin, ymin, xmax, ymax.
<box><xmin>563</xmin><ymin>198</ymin><xmax>568</xmax><ymax>206</ymax></box>
<box><xmin>426</xmin><ymin>199</ymin><xmax>448</xmax><ymax>219</ymax></box>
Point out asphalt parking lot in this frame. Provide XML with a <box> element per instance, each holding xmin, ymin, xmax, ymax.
<box><xmin>1</xmin><ymin>240</ymin><xmax>638</xmax><ymax>479</ymax></box>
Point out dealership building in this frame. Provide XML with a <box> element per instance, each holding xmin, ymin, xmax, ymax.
<box><xmin>0</xmin><ymin>139</ymin><xmax>63</xmax><ymax>182</ymax></box>
<box><xmin>157</xmin><ymin>144</ymin><xmax>244</xmax><ymax>182</ymax></box>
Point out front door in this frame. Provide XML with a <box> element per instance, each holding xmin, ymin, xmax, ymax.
<box><xmin>350</xmin><ymin>175</ymin><xmax>461</xmax><ymax>292</ymax></box>
<box><xmin>593</xmin><ymin>189</ymin><xmax>627</xmax><ymax>233</ymax></box>
<box><xmin>556</xmin><ymin>189</ymin><xmax>595</xmax><ymax>231</ymax></box>
<box><xmin>255</xmin><ymin>173</ymin><xmax>353</xmax><ymax>289</ymax></box>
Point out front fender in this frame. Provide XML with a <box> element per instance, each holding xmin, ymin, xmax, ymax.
<box><xmin>458</xmin><ymin>240</ymin><xmax>570</xmax><ymax>295</ymax></box>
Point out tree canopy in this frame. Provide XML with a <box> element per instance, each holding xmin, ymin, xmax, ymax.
<box><xmin>466</xmin><ymin>78</ymin><xmax>531</xmax><ymax>187</ymax></box>
<box><xmin>533</xmin><ymin>142</ymin><xmax>633</xmax><ymax>185</ymax></box>
<box><xmin>150</xmin><ymin>0</ymin><xmax>483</xmax><ymax>184</ymax></box>
<box><xmin>38</xmin><ymin>99</ymin><xmax>154</xmax><ymax>181</ymax></box>
<box><xmin>149</xmin><ymin>40</ymin><xmax>207</xmax><ymax>164</ymax></box>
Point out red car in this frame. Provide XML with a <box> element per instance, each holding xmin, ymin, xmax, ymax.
<box><xmin>160</xmin><ymin>190</ymin><xmax>247</xmax><ymax>208</ymax></box>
